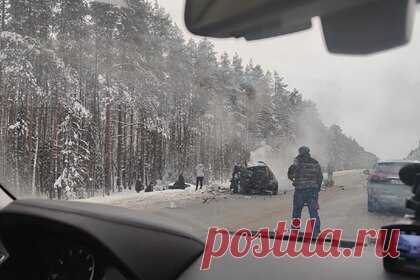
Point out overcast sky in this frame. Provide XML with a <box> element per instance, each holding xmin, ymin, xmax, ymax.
<box><xmin>156</xmin><ymin>0</ymin><xmax>420</xmax><ymax>160</ymax></box>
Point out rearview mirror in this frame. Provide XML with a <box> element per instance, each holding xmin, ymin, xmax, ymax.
<box><xmin>363</xmin><ymin>170</ymin><xmax>370</xmax><ymax>175</ymax></box>
<box><xmin>321</xmin><ymin>0</ymin><xmax>416</xmax><ymax>54</ymax></box>
<box><xmin>185</xmin><ymin>0</ymin><xmax>417</xmax><ymax>54</ymax></box>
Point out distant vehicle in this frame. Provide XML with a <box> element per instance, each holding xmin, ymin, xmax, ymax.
<box><xmin>234</xmin><ymin>162</ymin><xmax>279</xmax><ymax>195</ymax></box>
<box><xmin>367</xmin><ymin>160</ymin><xmax>420</xmax><ymax>213</ymax></box>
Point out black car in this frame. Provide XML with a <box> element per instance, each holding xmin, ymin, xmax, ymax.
<box><xmin>231</xmin><ymin>162</ymin><xmax>279</xmax><ymax>195</ymax></box>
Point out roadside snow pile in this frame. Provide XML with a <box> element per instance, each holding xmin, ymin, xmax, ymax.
<box><xmin>335</xmin><ymin>170</ymin><xmax>363</xmax><ymax>176</ymax></box>
<box><xmin>82</xmin><ymin>189</ymin><xmax>144</xmax><ymax>204</ymax></box>
<box><xmin>81</xmin><ymin>183</ymin><xmax>231</xmax><ymax>209</ymax></box>
<box><xmin>110</xmin><ymin>187</ymin><xmax>205</xmax><ymax>209</ymax></box>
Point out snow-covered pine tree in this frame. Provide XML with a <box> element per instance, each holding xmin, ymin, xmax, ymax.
<box><xmin>407</xmin><ymin>141</ymin><xmax>420</xmax><ymax>161</ymax></box>
<box><xmin>54</xmin><ymin>94</ymin><xmax>91</xmax><ymax>200</ymax></box>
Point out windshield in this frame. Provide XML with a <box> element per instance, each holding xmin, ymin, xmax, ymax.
<box><xmin>374</xmin><ymin>163</ymin><xmax>409</xmax><ymax>175</ymax></box>
<box><xmin>0</xmin><ymin>187</ymin><xmax>12</xmax><ymax>209</ymax></box>
<box><xmin>0</xmin><ymin>0</ymin><xmax>419</xmax><ymax>240</ymax></box>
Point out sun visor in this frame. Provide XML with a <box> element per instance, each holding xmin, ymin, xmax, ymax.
<box><xmin>321</xmin><ymin>0</ymin><xmax>416</xmax><ymax>54</ymax></box>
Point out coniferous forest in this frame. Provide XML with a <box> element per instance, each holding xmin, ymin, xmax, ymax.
<box><xmin>0</xmin><ymin>0</ymin><xmax>377</xmax><ymax>199</ymax></box>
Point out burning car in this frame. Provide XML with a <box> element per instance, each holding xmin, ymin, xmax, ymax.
<box><xmin>231</xmin><ymin>162</ymin><xmax>279</xmax><ymax>195</ymax></box>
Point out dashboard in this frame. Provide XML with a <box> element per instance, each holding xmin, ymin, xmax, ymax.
<box><xmin>0</xmin><ymin>199</ymin><xmax>416</xmax><ymax>280</ymax></box>
<box><xmin>1</xmin><ymin>230</ymin><xmax>113</xmax><ymax>280</ymax></box>
<box><xmin>0</xmin><ymin>199</ymin><xmax>204</xmax><ymax>280</ymax></box>
<box><xmin>42</xmin><ymin>241</ymin><xmax>97</xmax><ymax>280</ymax></box>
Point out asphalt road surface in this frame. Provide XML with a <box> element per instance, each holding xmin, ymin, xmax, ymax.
<box><xmin>111</xmin><ymin>170</ymin><xmax>404</xmax><ymax>239</ymax></box>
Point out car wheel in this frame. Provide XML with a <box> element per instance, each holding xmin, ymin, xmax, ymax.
<box><xmin>272</xmin><ymin>184</ymin><xmax>278</xmax><ymax>195</ymax></box>
<box><xmin>240</xmin><ymin>186</ymin><xmax>250</xmax><ymax>195</ymax></box>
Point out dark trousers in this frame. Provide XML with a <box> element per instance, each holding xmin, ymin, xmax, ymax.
<box><xmin>292</xmin><ymin>188</ymin><xmax>321</xmax><ymax>235</ymax></box>
<box><xmin>196</xmin><ymin>176</ymin><xmax>204</xmax><ymax>190</ymax></box>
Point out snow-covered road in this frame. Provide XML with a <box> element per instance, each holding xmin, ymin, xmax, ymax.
<box><xmin>80</xmin><ymin>170</ymin><xmax>401</xmax><ymax>239</ymax></box>
<box><xmin>82</xmin><ymin>170</ymin><xmax>362</xmax><ymax>209</ymax></box>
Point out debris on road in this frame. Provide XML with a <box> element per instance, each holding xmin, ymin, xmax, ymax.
<box><xmin>203</xmin><ymin>196</ymin><xmax>216</xmax><ymax>204</ymax></box>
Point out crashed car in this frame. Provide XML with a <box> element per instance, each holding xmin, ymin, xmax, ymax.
<box><xmin>367</xmin><ymin>160</ymin><xmax>420</xmax><ymax>213</ymax></box>
<box><xmin>232</xmin><ymin>162</ymin><xmax>279</xmax><ymax>195</ymax></box>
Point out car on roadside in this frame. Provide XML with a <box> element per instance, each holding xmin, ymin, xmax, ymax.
<box><xmin>235</xmin><ymin>162</ymin><xmax>279</xmax><ymax>195</ymax></box>
<box><xmin>367</xmin><ymin>160</ymin><xmax>420</xmax><ymax>213</ymax></box>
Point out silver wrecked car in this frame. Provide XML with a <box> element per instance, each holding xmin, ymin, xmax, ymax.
<box><xmin>367</xmin><ymin>160</ymin><xmax>420</xmax><ymax>213</ymax></box>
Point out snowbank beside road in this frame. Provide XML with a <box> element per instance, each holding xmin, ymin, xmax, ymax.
<box><xmin>81</xmin><ymin>183</ymin><xmax>231</xmax><ymax>209</ymax></box>
<box><xmin>334</xmin><ymin>170</ymin><xmax>363</xmax><ymax>176</ymax></box>
<box><xmin>322</xmin><ymin>169</ymin><xmax>363</xmax><ymax>178</ymax></box>
<box><xmin>81</xmin><ymin>170</ymin><xmax>362</xmax><ymax>209</ymax></box>
<box><xmin>84</xmin><ymin>186</ymin><xmax>199</xmax><ymax>204</ymax></box>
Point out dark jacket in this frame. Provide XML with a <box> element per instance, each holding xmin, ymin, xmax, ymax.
<box><xmin>288</xmin><ymin>154</ymin><xmax>323</xmax><ymax>190</ymax></box>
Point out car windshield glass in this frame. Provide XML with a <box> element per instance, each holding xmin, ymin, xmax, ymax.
<box><xmin>0</xmin><ymin>187</ymin><xmax>12</xmax><ymax>209</ymax></box>
<box><xmin>375</xmin><ymin>163</ymin><xmax>407</xmax><ymax>175</ymax></box>
<box><xmin>0</xmin><ymin>0</ymin><xmax>419</xmax><ymax>240</ymax></box>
